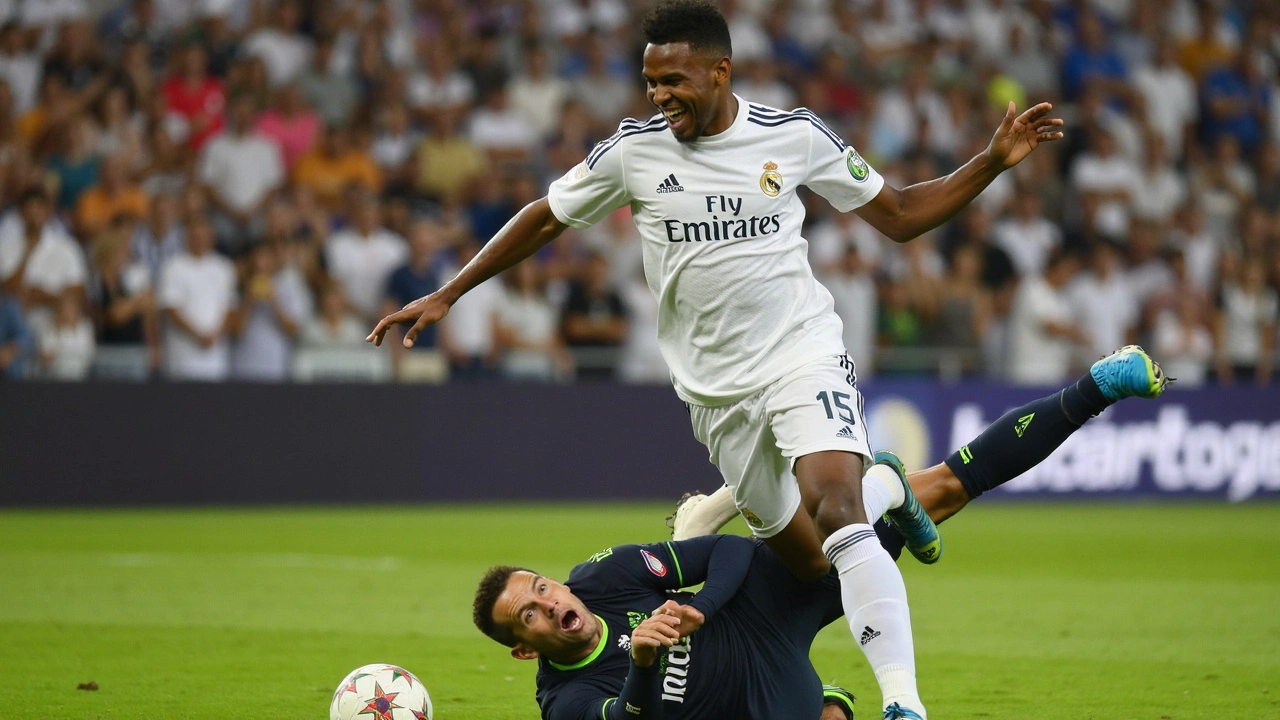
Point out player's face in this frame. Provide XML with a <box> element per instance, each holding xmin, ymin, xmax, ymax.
<box><xmin>642</xmin><ymin>43</ymin><xmax>732</xmax><ymax>143</ymax></box>
<box><xmin>494</xmin><ymin>571</ymin><xmax>599</xmax><ymax>662</ymax></box>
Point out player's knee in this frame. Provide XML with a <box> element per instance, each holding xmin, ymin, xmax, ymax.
<box><xmin>808</xmin><ymin>480</ymin><xmax>865</xmax><ymax>537</ymax></box>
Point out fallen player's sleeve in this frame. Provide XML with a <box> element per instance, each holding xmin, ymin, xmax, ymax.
<box><xmin>801</xmin><ymin>114</ymin><xmax>885</xmax><ymax>213</ymax></box>
<box><xmin>541</xmin><ymin>664</ymin><xmax>662</xmax><ymax>720</ymax></box>
<box><xmin>658</xmin><ymin>535</ymin><xmax>753</xmax><ymax>621</ymax></box>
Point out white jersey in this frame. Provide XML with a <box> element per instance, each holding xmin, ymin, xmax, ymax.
<box><xmin>547</xmin><ymin>96</ymin><xmax>884</xmax><ymax>405</ymax></box>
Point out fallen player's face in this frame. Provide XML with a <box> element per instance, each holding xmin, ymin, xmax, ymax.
<box><xmin>642</xmin><ymin>42</ymin><xmax>726</xmax><ymax>143</ymax></box>
<box><xmin>494</xmin><ymin>571</ymin><xmax>599</xmax><ymax>661</ymax></box>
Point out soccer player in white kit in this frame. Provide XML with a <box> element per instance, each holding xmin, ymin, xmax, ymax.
<box><xmin>368</xmin><ymin>2</ymin><xmax>1064</xmax><ymax>717</ymax></box>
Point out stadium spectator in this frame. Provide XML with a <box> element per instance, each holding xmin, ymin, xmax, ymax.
<box><xmin>616</xmin><ymin>266</ymin><xmax>666</xmax><ymax>384</ymax></box>
<box><xmin>1060</xmin><ymin>11</ymin><xmax>1128</xmax><ymax>103</ymax></box>
<box><xmin>411</xmin><ymin>109</ymin><xmax>486</xmax><ymax>204</ymax></box>
<box><xmin>508</xmin><ymin>43</ymin><xmax>570</xmax><ymax>142</ymax></box>
<box><xmin>240</xmin><ymin>0</ymin><xmax>312</xmax><ymax>88</ymax></box>
<box><xmin>1152</xmin><ymin>284</ymin><xmax>1215</xmax><ymax>389</ymax></box>
<box><xmin>468</xmin><ymin>86</ymin><xmax>538</xmax><ymax>163</ymax></box>
<box><xmin>1131</xmin><ymin>38</ymin><xmax>1198</xmax><ymax>160</ymax></box>
<box><xmin>198</xmin><ymin>93</ymin><xmax>284</xmax><ymax>254</ymax></box>
<box><xmin>1215</xmin><ymin>259</ymin><xmax>1277</xmax><ymax>386</ymax></box>
<box><xmin>495</xmin><ymin>261</ymin><xmax>571</xmax><ymax>382</ymax></box>
<box><xmin>0</xmin><ymin>187</ymin><xmax>87</xmax><ymax>330</ymax></box>
<box><xmin>1069</xmin><ymin>126</ymin><xmax>1139</xmax><ymax>241</ymax></box>
<box><xmin>1007</xmin><ymin>249</ymin><xmax>1086</xmax><ymax>386</ymax></box>
<box><xmin>928</xmin><ymin>243</ymin><xmax>990</xmax><ymax>374</ymax></box>
<box><xmin>253</xmin><ymin>82</ymin><xmax>320</xmax><ymax>170</ymax></box>
<box><xmin>231</xmin><ymin>241</ymin><xmax>307</xmax><ymax>381</ymax></box>
<box><xmin>820</xmin><ymin>244</ymin><xmax>878</xmax><ymax>378</ymax></box>
<box><xmin>991</xmin><ymin>190</ymin><xmax>1061</xmax><ymax>277</ymax></box>
<box><xmin>370</xmin><ymin>102</ymin><xmax>419</xmax><ymax>187</ymax></box>
<box><xmin>570</xmin><ymin>38</ymin><xmax>632</xmax><ymax>132</ymax></box>
<box><xmin>161</xmin><ymin>41</ymin><xmax>224</xmax><ymax>151</ymax></box>
<box><xmin>300</xmin><ymin>280</ymin><xmax>366</xmax><ymax>348</ymax></box>
<box><xmin>0</xmin><ymin>282</ymin><xmax>31</xmax><ymax>380</ymax></box>
<box><xmin>158</xmin><ymin>218</ymin><xmax>235</xmax><ymax>381</ymax></box>
<box><xmin>324</xmin><ymin>190</ymin><xmax>406</xmax><ymax>323</ymax></box>
<box><xmin>439</xmin><ymin>242</ymin><xmax>500</xmax><ymax>381</ymax></box>
<box><xmin>47</xmin><ymin>114</ymin><xmax>101</xmax><ymax>212</ymax></box>
<box><xmin>292</xmin><ymin>123</ymin><xmax>382</xmax><ymax>211</ymax></box>
<box><xmin>407</xmin><ymin>40</ymin><xmax>474</xmax><ymax>125</ymax></box>
<box><xmin>1068</xmin><ymin>240</ymin><xmax>1138</xmax><ymax>362</ymax></box>
<box><xmin>75</xmin><ymin>153</ymin><xmax>148</xmax><ymax>238</ymax></box>
<box><xmin>297</xmin><ymin>34</ymin><xmax>356</xmax><ymax>128</ymax></box>
<box><xmin>382</xmin><ymin>218</ymin><xmax>440</xmax><ymax>348</ymax></box>
<box><xmin>561</xmin><ymin>253</ymin><xmax>627</xmax><ymax>380</ymax></box>
<box><xmin>1130</xmin><ymin>135</ymin><xmax>1186</xmax><ymax>226</ymax></box>
<box><xmin>130</xmin><ymin>190</ymin><xmax>183</xmax><ymax>287</ymax></box>
<box><xmin>95</xmin><ymin>85</ymin><xmax>145</xmax><ymax>166</ymax></box>
<box><xmin>89</xmin><ymin>229</ymin><xmax>156</xmax><ymax>373</ymax></box>
<box><xmin>34</xmin><ymin>289</ymin><xmax>93</xmax><ymax>380</ymax></box>
<box><xmin>0</xmin><ymin>22</ymin><xmax>40</xmax><ymax>115</ymax></box>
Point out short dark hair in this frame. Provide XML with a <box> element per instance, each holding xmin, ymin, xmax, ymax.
<box><xmin>18</xmin><ymin>186</ymin><xmax>49</xmax><ymax>206</ymax></box>
<box><xmin>473</xmin><ymin>565</ymin><xmax>534</xmax><ymax>647</ymax></box>
<box><xmin>642</xmin><ymin>0</ymin><xmax>732</xmax><ymax>59</ymax></box>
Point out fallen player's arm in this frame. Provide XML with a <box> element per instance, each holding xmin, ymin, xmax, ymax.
<box><xmin>653</xmin><ymin>534</ymin><xmax>754</xmax><ymax>623</ymax></box>
<box><xmin>367</xmin><ymin>197</ymin><xmax>569</xmax><ymax>347</ymax></box>
<box><xmin>855</xmin><ymin>102</ymin><xmax>1064</xmax><ymax>243</ymax></box>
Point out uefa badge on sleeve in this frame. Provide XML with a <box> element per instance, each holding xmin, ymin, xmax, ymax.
<box><xmin>845</xmin><ymin>148</ymin><xmax>869</xmax><ymax>182</ymax></box>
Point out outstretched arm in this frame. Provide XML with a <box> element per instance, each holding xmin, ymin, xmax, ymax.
<box><xmin>366</xmin><ymin>198</ymin><xmax>569</xmax><ymax>348</ymax></box>
<box><xmin>855</xmin><ymin>102</ymin><xmax>1063</xmax><ymax>243</ymax></box>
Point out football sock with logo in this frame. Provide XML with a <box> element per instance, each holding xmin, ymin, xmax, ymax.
<box><xmin>944</xmin><ymin>373</ymin><xmax>1112</xmax><ymax>500</ymax></box>
<box><xmin>822</xmin><ymin>524</ymin><xmax>924</xmax><ymax>717</ymax></box>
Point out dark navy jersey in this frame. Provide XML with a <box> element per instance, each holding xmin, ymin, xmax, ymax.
<box><xmin>534</xmin><ymin>535</ymin><xmax>844</xmax><ymax>720</ymax></box>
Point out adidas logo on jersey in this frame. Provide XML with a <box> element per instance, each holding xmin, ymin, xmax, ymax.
<box><xmin>656</xmin><ymin>173</ymin><xmax>684</xmax><ymax>193</ymax></box>
<box><xmin>859</xmin><ymin>625</ymin><xmax>880</xmax><ymax>646</ymax></box>
<box><xmin>836</xmin><ymin>425</ymin><xmax>857</xmax><ymax>439</ymax></box>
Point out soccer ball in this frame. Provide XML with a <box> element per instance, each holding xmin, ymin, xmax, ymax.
<box><xmin>330</xmin><ymin>663</ymin><xmax>433</xmax><ymax>720</ymax></box>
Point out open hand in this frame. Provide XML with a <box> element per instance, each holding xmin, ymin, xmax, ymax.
<box><xmin>653</xmin><ymin>599</ymin><xmax>705</xmax><ymax>636</ymax></box>
<box><xmin>986</xmin><ymin>102</ymin><xmax>1064</xmax><ymax>170</ymax></box>
<box><xmin>366</xmin><ymin>292</ymin><xmax>451</xmax><ymax>348</ymax></box>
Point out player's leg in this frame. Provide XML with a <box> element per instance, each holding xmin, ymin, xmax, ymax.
<box><xmin>674</xmin><ymin>346</ymin><xmax>1171</xmax><ymax>537</ymax></box>
<box><xmin>765</xmin><ymin>358</ymin><xmax>928</xmax><ymax>718</ymax></box>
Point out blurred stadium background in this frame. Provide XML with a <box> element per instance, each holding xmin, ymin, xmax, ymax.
<box><xmin>0</xmin><ymin>0</ymin><xmax>1277</xmax><ymax>718</ymax></box>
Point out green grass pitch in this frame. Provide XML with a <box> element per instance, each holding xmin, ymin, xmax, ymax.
<box><xmin>1</xmin><ymin>503</ymin><xmax>1277</xmax><ymax>719</ymax></box>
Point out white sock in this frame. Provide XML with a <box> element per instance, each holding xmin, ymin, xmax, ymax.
<box><xmin>862</xmin><ymin>463</ymin><xmax>905</xmax><ymax>519</ymax></box>
<box><xmin>671</xmin><ymin>485</ymin><xmax>738</xmax><ymax>540</ymax></box>
<box><xmin>822</xmin><ymin>524</ymin><xmax>925</xmax><ymax>717</ymax></box>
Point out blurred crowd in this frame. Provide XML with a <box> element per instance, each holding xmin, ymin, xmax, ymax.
<box><xmin>0</xmin><ymin>0</ymin><xmax>1278</xmax><ymax>387</ymax></box>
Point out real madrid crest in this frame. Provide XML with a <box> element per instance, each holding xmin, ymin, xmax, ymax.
<box><xmin>845</xmin><ymin>147</ymin><xmax>869</xmax><ymax>182</ymax></box>
<box><xmin>760</xmin><ymin>161</ymin><xmax>782</xmax><ymax>197</ymax></box>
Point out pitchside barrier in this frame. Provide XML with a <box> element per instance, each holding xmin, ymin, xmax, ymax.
<box><xmin>1</xmin><ymin>381</ymin><xmax>1276</xmax><ymax>506</ymax></box>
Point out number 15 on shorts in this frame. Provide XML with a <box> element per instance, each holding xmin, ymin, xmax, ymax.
<box><xmin>816</xmin><ymin>391</ymin><xmax>856</xmax><ymax>425</ymax></box>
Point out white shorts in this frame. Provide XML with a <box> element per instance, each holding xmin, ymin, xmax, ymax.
<box><xmin>688</xmin><ymin>354</ymin><xmax>873</xmax><ymax>538</ymax></box>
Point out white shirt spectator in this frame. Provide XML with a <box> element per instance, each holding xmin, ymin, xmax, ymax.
<box><xmin>241</xmin><ymin>28</ymin><xmax>313</xmax><ymax>86</ymax></box>
<box><xmin>495</xmin><ymin>287</ymin><xmax>560</xmax><ymax>381</ymax></box>
<box><xmin>300</xmin><ymin>313</ymin><xmax>368</xmax><ymax>347</ymax></box>
<box><xmin>198</xmin><ymin>130</ymin><xmax>285</xmax><ymax>215</ymax></box>
<box><xmin>232</xmin><ymin>270</ymin><xmax>310</xmax><ymax>381</ymax></box>
<box><xmin>509</xmin><ymin>71</ymin><xmax>570</xmax><ymax>140</ymax></box>
<box><xmin>725</xmin><ymin>10</ymin><xmax>771</xmax><ymax>62</ymax></box>
<box><xmin>441</xmin><ymin>276</ymin><xmax>499</xmax><ymax>359</ymax></box>
<box><xmin>618</xmin><ymin>277</ymin><xmax>668</xmax><ymax>383</ymax></box>
<box><xmin>1152</xmin><ymin>308</ymin><xmax>1213</xmax><ymax>386</ymax></box>
<box><xmin>325</xmin><ymin>228</ymin><xmax>408</xmax><ymax>321</ymax></box>
<box><xmin>1220</xmin><ymin>283</ymin><xmax>1279</xmax><ymax>367</ymax></box>
<box><xmin>35</xmin><ymin>315</ymin><xmax>93</xmax><ymax>380</ymax></box>
<box><xmin>820</xmin><ymin>267</ymin><xmax>878</xmax><ymax>377</ymax></box>
<box><xmin>159</xmin><ymin>251</ymin><xmax>237</xmax><ymax>380</ymax></box>
<box><xmin>1131</xmin><ymin>165</ymin><xmax>1186</xmax><ymax>224</ymax></box>
<box><xmin>1070</xmin><ymin>151</ymin><xmax>1141</xmax><ymax>238</ymax></box>
<box><xmin>468</xmin><ymin>106</ymin><xmax>538</xmax><ymax>153</ymax></box>
<box><xmin>1132</xmin><ymin>64</ymin><xmax>1197</xmax><ymax>158</ymax></box>
<box><xmin>407</xmin><ymin>71</ymin><xmax>474</xmax><ymax>114</ymax></box>
<box><xmin>991</xmin><ymin>216</ymin><xmax>1061</xmax><ymax>277</ymax></box>
<box><xmin>0</xmin><ymin>219</ymin><xmax>87</xmax><ymax>327</ymax></box>
<box><xmin>1068</xmin><ymin>268</ymin><xmax>1137</xmax><ymax>360</ymax></box>
<box><xmin>1008</xmin><ymin>275</ymin><xmax>1075</xmax><ymax>385</ymax></box>
<box><xmin>571</xmin><ymin>73</ymin><xmax>632</xmax><ymax>124</ymax></box>
<box><xmin>0</xmin><ymin>45</ymin><xmax>39</xmax><ymax>113</ymax></box>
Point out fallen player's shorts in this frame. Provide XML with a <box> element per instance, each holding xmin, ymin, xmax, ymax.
<box><xmin>688</xmin><ymin>353</ymin><xmax>872</xmax><ymax>538</ymax></box>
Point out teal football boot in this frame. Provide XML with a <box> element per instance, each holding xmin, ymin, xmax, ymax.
<box><xmin>822</xmin><ymin>684</ymin><xmax>856</xmax><ymax>720</ymax></box>
<box><xmin>875</xmin><ymin>450</ymin><xmax>942</xmax><ymax>565</ymax></box>
<box><xmin>1090</xmin><ymin>345</ymin><xmax>1171</xmax><ymax>402</ymax></box>
<box><xmin>883</xmin><ymin>702</ymin><xmax>925</xmax><ymax>719</ymax></box>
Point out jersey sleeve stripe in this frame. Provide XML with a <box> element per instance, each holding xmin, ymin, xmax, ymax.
<box><xmin>663</xmin><ymin>541</ymin><xmax>685</xmax><ymax>586</ymax></box>
<box><xmin>586</xmin><ymin>117</ymin><xmax>666</xmax><ymax>168</ymax></box>
<box><xmin>586</xmin><ymin>124</ymin><xmax>667</xmax><ymax>169</ymax></box>
<box><xmin>747</xmin><ymin>105</ymin><xmax>848</xmax><ymax>151</ymax></box>
<box><xmin>601</xmin><ymin>698</ymin><xmax>616</xmax><ymax>719</ymax></box>
<box><xmin>746</xmin><ymin>113</ymin><xmax>847</xmax><ymax>152</ymax></box>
